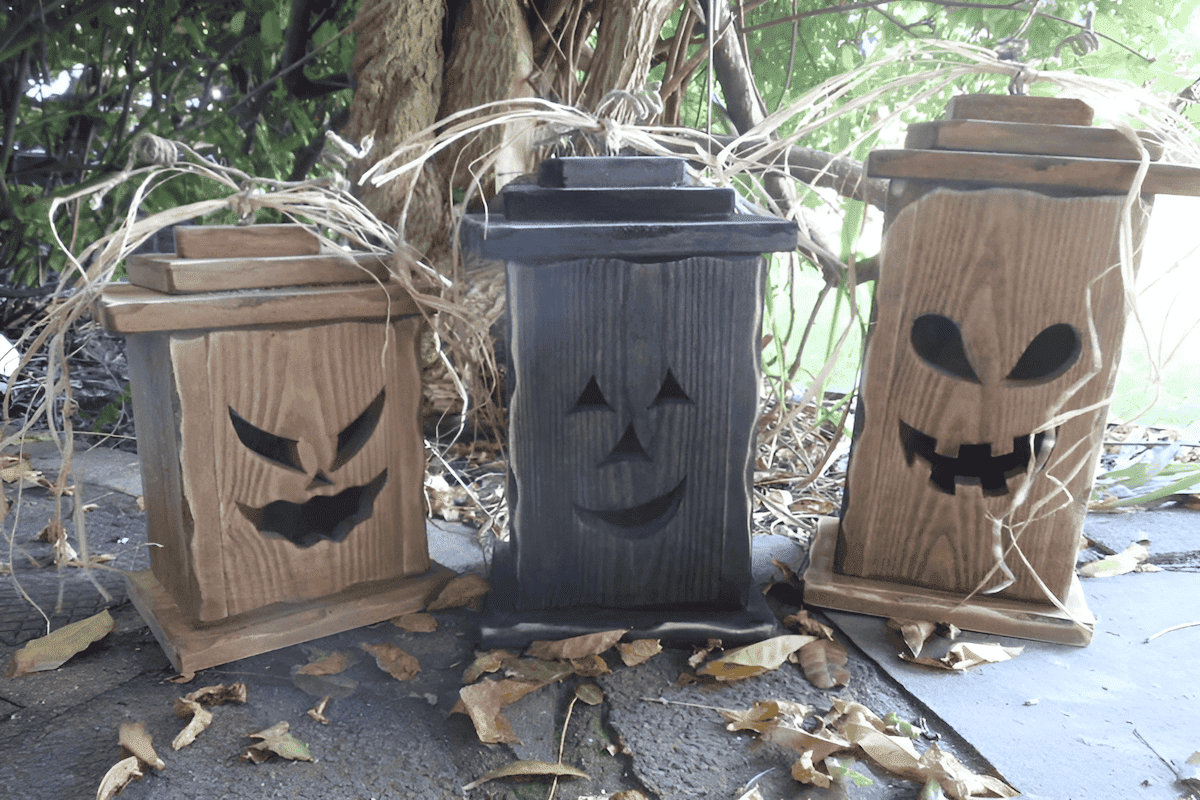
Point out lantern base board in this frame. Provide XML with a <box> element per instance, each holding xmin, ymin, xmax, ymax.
<box><xmin>803</xmin><ymin>518</ymin><xmax>1094</xmax><ymax>646</ymax></box>
<box><xmin>478</xmin><ymin>542</ymin><xmax>779</xmax><ymax>649</ymax></box>
<box><xmin>126</xmin><ymin>563</ymin><xmax>456</xmax><ymax>674</ymax></box>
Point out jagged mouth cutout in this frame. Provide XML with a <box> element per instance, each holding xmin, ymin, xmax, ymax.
<box><xmin>229</xmin><ymin>390</ymin><xmax>388</xmax><ymax>548</ymax></box>
<box><xmin>900</xmin><ymin>420</ymin><xmax>1055</xmax><ymax>496</ymax></box>
<box><xmin>567</xmin><ymin>371</ymin><xmax>692</xmax><ymax>541</ymax></box>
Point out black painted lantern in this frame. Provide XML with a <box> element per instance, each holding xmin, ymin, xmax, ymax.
<box><xmin>462</xmin><ymin>157</ymin><xmax>797</xmax><ymax>646</ymax></box>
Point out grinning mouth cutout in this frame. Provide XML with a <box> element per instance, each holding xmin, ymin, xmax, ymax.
<box><xmin>238</xmin><ymin>469</ymin><xmax>388</xmax><ymax>548</ymax></box>
<box><xmin>899</xmin><ymin>420</ymin><xmax>1055</xmax><ymax>497</ymax></box>
<box><xmin>573</xmin><ymin>477</ymin><xmax>687</xmax><ymax>541</ymax></box>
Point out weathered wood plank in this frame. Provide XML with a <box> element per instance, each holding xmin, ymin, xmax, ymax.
<box><xmin>867</xmin><ymin>149</ymin><xmax>1200</xmax><ymax>196</ymax></box>
<box><xmin>175</xmin><ymin>224</ymin><xmax>321</xmax><ymax>259</ymax></box>
<box><xmin>96</xmin><ymin>281</ymin><xmax>420</xmax><ymax>333</ymax></box>
<box><xmin>904</xmin><ymin>119</ymin><xmax>1163</xmax><ymax>161</ymax></box>
<box><xmin>127</xmin><ymin>253</ymin><xmax>390</xmax><ymax>294</ymax></box>
<box><xmin>946</xmin><ymin>94</ymin><xmax>1094</xmax><ymax>126</ymax></box>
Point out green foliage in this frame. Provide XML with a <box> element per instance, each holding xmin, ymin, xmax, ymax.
<box><xmin>1</xmin><ymin>0</ymin><xmax>358</xmax><ymax>284</ymax></box>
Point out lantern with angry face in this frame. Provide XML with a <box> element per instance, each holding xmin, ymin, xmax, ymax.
<box><xmin>837</xmin><ymin>187</ymin><xmax>1148</xmax><ymax>606</ymax></box>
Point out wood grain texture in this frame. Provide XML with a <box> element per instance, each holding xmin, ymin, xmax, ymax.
<box><xmin>867</xmin><ymin>150</ymin><xmax>1200</xmax><ymax>196</ymax></box>
<box><xmin>126</xmin><ymin>563</ymin><xmax>454</xmax><ymax>673</ymax></box>
<box><xmin>904</xmin><ymin>120</ymin><xmax>1163</xmax><ymax>161</ymax></box>
<box><xmin>174</xmin><ymin>224</ymin><xmax>320</xmax><ymax>258</ymax></box>
<box><xmin>839</xmin><ymin>187</ymin><xmax>1148</xmax><ymax>605</ymax></box>
<box><xmin>126</xmin><ymin>253</ymin><xmax>390</xmax><ymax>294</ymax></box>
<box><xmin>945</xmin><ymin>94</ymin><xmax>1094</xmax><ymax>126</ymax></box>
<box><xmin>97</xmin><ymin>281</ymin><xmax>420</xmax><ymax>333</ymax></box>
<box><xmin>175</xmin><ymin>317</ymin><xmax>429</xmax><ymax>620</ymax></box>
<box><xmin>805</xmin><ymin>518</ymin><xmax>1094</xmax><ymax>646</ymax></box>
<box><xmin>506</xmin><ymin>256</ymin><xmax>764</xmax><ymax>611</ymax></box>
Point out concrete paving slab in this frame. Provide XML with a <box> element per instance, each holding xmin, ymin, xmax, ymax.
<box><xmin>827</xmin><ymin>566</ymin><xmax>1200</xmax><ymax>800</ymax></box>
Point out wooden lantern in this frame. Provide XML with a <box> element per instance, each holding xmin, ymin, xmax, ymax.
<box><xmin>97</xmin><ymin>224</ymin><xmax>452</xmax><ymax>672</ymax></box>
<box><xmin>462</xmin><ymin>157</ymin><xmax>797</xmax><ymax>646</ymax></box>
<box><xmin>803</xmin><ymin>95</ymin><xmax>1200</xmax><ymax>645</ymax></box>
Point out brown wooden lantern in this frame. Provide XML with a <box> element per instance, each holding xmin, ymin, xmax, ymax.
<box><xmin>97</xmin><ymin>224</ymin><xmax>452</xmax><ymax>672</ymax></box>
<box><xmin>803</xmin><ymin>95</ymin><xmax>1200</xmax><ymax>645</ymax></box>
<box><xmin>462</xmin><ymin>157</ymin><xmax>798</xmax><ymax>647</ymax></box>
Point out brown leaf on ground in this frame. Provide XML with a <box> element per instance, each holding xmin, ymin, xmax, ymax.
<box><xmin>294</xmin><ymin>650</ymin><xmax>354</xmax><ymax>676</ymax></box>
<box><xmin>171</xmin><ymin>698</ymin><xmax>213</xmax><ymax>750</ymax></box>
<box><xmin>574</xmin><ymin>683</ymin><xmax>604</xmax><ymax>706</ymax></box>
<box><xmin>771</xmin><ymin>558</ymin><xmax>802</xmax><ymax>585</ymax></box>
<box><xmin>461</xmin><ymin>759</ymin><xmax>589</xmax><ymax>791</ymax></box>
<box><xmin>184</xmin><ymin>682</ymin><xmax>248</xmax><ymax>706</ymax></box>
<box><xmin>426</xmin><ymin>573</ymin><xmax>490</xmax><ymax>611</ymax></box>
<box><xmin>242</xmin><ymin>722</ymin><xmax>313</xmax><ymax>763</ymax></box>
<box><xmin>791</xmin><ymin>749</ymin><xmax>832</xmax><ymax>788</ymax></box>
<box><xmin>796</xmin><ymin>639</ymin><xmax>851</xmax><ymax>689</ymax></box>
<box><xmin>918</xmin><ymin>744</ymin><xmax>1019</xmax><ymax>798</ymax></box>
<box><xmin>887</xmin><ymin>618</ymin><xmax>938</xmax><ymax>658</ymax></box>
<box><xmin>118</xmin><ymin>722</ymin><xmax>165</xmax><ymax>771</ymax></box>
<box><xmin>688</xmin><ymin>639</ymin><xmax>723</xmax><ymax>668</ymax></box>
<box><xmin>96</xmin><ymin>756</ymin><xmax>143</xmax><ymax>800</ymax></box>
<box><xmin>721</xmin><ymin>700</ymin><xmax>781</xmax><ymax>733</ymax></box>
<box><xmin>360</xmin><ymin>642</ymin><xmax>420</xmax><ymax>681</ymax></box>
<box><xmin>782</xmin><ymin>610</ymin><xmax>835</xmax><ymax>640</ymax></box>
<box><xmin>760</xmin><ymin>722</ymin><xmax>852</xmax><ymax>762</ymax></box>
<box><xmin>306</xmin><ymin>696</ymin><xmax>332</xmax><ymax>725</ymax></box>
<box><xmin>1080</xmin><ymin>543</ymin><xmax>1150</xmax><ymax>578</ymax></box>
<box><xmin>463</xmin><ymin>649</ymin><xmax>518</xmax><ymax>683</ymax></box>
<box><xmin>167</xmin><ymin>672</ymin><xmax>196</xmax><ymax>684</ymax></box>
<box><xmin>503</xmin><ymin>658</ymin><xmax>574</xmax><ymax>685</ymax></box>
<box><xmin>617</xmin><ymin>639</ymin><xmax>662</xmax><ymax>667</ymax></box>
<box><xmin>527</xmin><ymin>629</ymin><xmax>626</xmax><ymax>661</ymax></box>
<box><xmin>696</xmin><ymin>635</ymin><xmax>816</xmax><ymax>682</ymax></box>
<box><xmin>5</xmin><ymin>609</ymin><xmax>113</xmax><ymax>677</ymax></box>
<box><xmin>1</xmin><ymin>455</ymin><xmax>53</xmax><ymax>490</ymax></box>
<box><xmin>455</xmin><ymin>678</ymin><xmax>543</xmax><ymax>743</ymax></box>
<box><xmin>845</xmin><ymin>721</ymin><xmax>923</xmax><ymax>780</ymax></box>
<box><xmin>569</xmin><ymin>654</ymin><xmax>611</xmax><ymax>677</ymax></box>
<box><xmin>391</xmin><ymin>612</ymin><xmax>438</xmax><ymax>632</ymax></box>
<box><xmin>901</xmin><ymin>642</ymin><xmax>1023</xmax><ymax>671</ymax></box>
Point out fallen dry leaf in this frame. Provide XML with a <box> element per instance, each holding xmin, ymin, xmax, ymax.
<box><xmin>845</xmin><ymin>722</ymin><xmax>923</xmax><ymax>780</ymax></box>
<box><xmin>242</xmin><ymin>722</ymin><xmax>313</xmax><ymax>763</ymax></box>
<box><xmin>96</xmin><ymin>756</ymin><xmax>143</xmax><ymax>800</ymax></box>
<box><xmin>688</xmin><ymin>639</ymin><xmax>723</xmax><ymax>668</ymax></box>
<box><xmin>922</xmin><ymin>642</ymin><xmax>1023</xmax><ymax>671</ymax></box>
<box><xmin>527</xmin><ymin>629</ymin><xmax>626</xmax><ymax>661</ymax></box>
<box><xmin>697</xmin><ymin>635</ymin><xmax>816</xmax><ymax>681</ymax></box>
<box><xmin>783</xmin><ymin>610</ymin><xmax>835</xmax><ymax>640</ymax></box>
<box><xmin>574</xmin><ymin>683</ymin><xmax>604</xmax><ymax>706</ymax></box>
<box><xmin>426</xmin><ymin>573</ymin><xmax>490</xmax><ymax>611</ymax></box>
<box><xmin>119</xmin><ymin>722</ymin><xmax>165</xmax><ymax>770</ymax></box>
<box><xmin>171</xmin><ymin>698</ymin><xmax>213</xmax><ymax>750</ymax></box>
<box><xmin>504</xmin><ymin>658</ymin><xmax>574</xmax><ymax>685</ymax></box>
<box><xmin>184</xmin><ymin>682</ymin><xmax>248</xmax><ymax>706</ymax></box>
<box><xmin>569</xmin><ymin>654</ymin><xmax>612</xmax><ymax>677</ymax></box>
<box><xmin>1</xmin><ymin>454</ymin><xmax>52</xmax><ymax>489</ymax></box>
<box><xmin>455</xmin><ymin>678</ymin><xmax>543</xmax><ymax>743</ymax></box>
<box><xmin>918</xmin><ymin>744</ymin><xmax>1019</xmax><ymax>799</ymax></box>
<box><xmin>795</xmin><ymin>639</ymin><xmax>850</xmax><ymax>689</ymax></box>
<box><xmin>463</xmin><ymin>649</ymin><xmax>517</xmax><ymax>683</ymax></box>
<box><xmin>306</xmin><ymin>696</ymin><xmax>332</xmax><ymax>725</ymax></box>
<box><xmin>888</xmin><ymin>618</ymin><xmax>938</xmax><ymax>658</ymax></box>
<box><xmin>617</xmin><ymin>639</ymin><xmax>662</xmax><ymax>667</ymax></box>
<box><xmin>461</xmin><ymin>759</ymin><xmax>589</xmax><ymax>791</ymax></box>
<box><xmin>734</xmin><ymin>787</ymin><xmax>765</xmax><ymax>800</ymax></box>
<box><xmin>391</xmin><ymin>612</ymin><xmax>438</xmax><ymax>632</ymax></box>
<box><xmin>791</xmin><ymin>749</ymin><xmax>832</xmax><ymax>788</ymax></box>
<box><xmin>760</xmin><ymin>722</ymin><xmax>852</xmax><ymax>762</ymax></box>
<box><xmin>360</xmin><ymin>642</ymin><xmax>420</xmax><ymax>681</ymax></box>
<box><xmin>1080</xmin><ymin>543</ymin><xmax>1150</xmax><ymax>578</ymax></box>
<box><xmin>167</xmin><ymin>672</ymin><xmax>196</xmax><ymax>684</ymax></box>
<box><xmin>294</xmin><ymin>650</ymin><xmax>353</xmax><ymax>676</ymax></box>
<box><xmin>721</xmin><ymin>700</ymin><xmax>781</xmax><ymax>733</ymax></box>
<box><xmin>6</xmin><ymin>609</ymin><xmax>113</xmax><ymax>677</ymax></box>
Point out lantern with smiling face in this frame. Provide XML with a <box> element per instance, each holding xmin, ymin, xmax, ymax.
<box><xmin>505</xmin><ymin>255</ymin><xmax>765</xmax><ymax>611</ymax></box>
<box><xmin>836</xmin><ymin>187</ymin><xmax>1148</xmax><ymax>608</ymax></box>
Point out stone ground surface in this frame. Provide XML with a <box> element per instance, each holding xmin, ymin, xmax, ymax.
<box><xmin>1</xmin><ymin>440</ymin><xmax>1198</xmax><ymax>800</ymax></box>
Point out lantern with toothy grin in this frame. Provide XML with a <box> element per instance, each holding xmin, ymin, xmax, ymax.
<box><xmin>462</xmin><ymin>156</ymin><xmax>797</xmax><ymax>646</ymax></box>
<box><xmin>804</xmin><ymin>94</ymin><xmax>1200</xmax><ymax>645</ymax></box>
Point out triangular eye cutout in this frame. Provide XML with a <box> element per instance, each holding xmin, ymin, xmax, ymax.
<box><xmin>228</xmin><ymin>407</ymin><xmax>305</xmax><ymax>472</ymax></box>
<box><xmin>331</xmin><ymin>389</ymin><xmax>386</xmax><ymax>471</ymax></box>
<box><xmin>649</xmin><ymin>368</ymin><xmax>693</xmax><ymax>408</ymax></box>
<box><xmin>911</xmin><ymin>314</ymin><xmax>980</xmax><ymax>383</ymax></box>
<box><xmin>570</xmin><ymin>376</ymin><xmax>613</xmax><ymax>413</ymax></box>
<box><xmin>1006</xmin><ymin>324</ymin><xmax>1081</xmax><ymax>384</ymax></box>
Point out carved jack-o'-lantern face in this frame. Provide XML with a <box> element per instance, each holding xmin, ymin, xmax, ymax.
<box><xmin>228</xmin><ymin>389</ymin><xmax>388</xmax><ymax>548</ymax></box>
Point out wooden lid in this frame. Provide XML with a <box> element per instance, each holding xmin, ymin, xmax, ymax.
<box><xmin>867</xmin><ymin>94</ymin><xmax>1200</xmax><ymax>196</ymax></box>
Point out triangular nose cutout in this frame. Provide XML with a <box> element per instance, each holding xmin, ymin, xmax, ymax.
<box><xmin>597</xmin><ymin>423</ymin><xmax>651</xmax><ymax>467</ymax></box>
<box><xmin>306</xmin><ymin>472</ymin><xmax>334</xmax><ymax>490</ymax></box>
